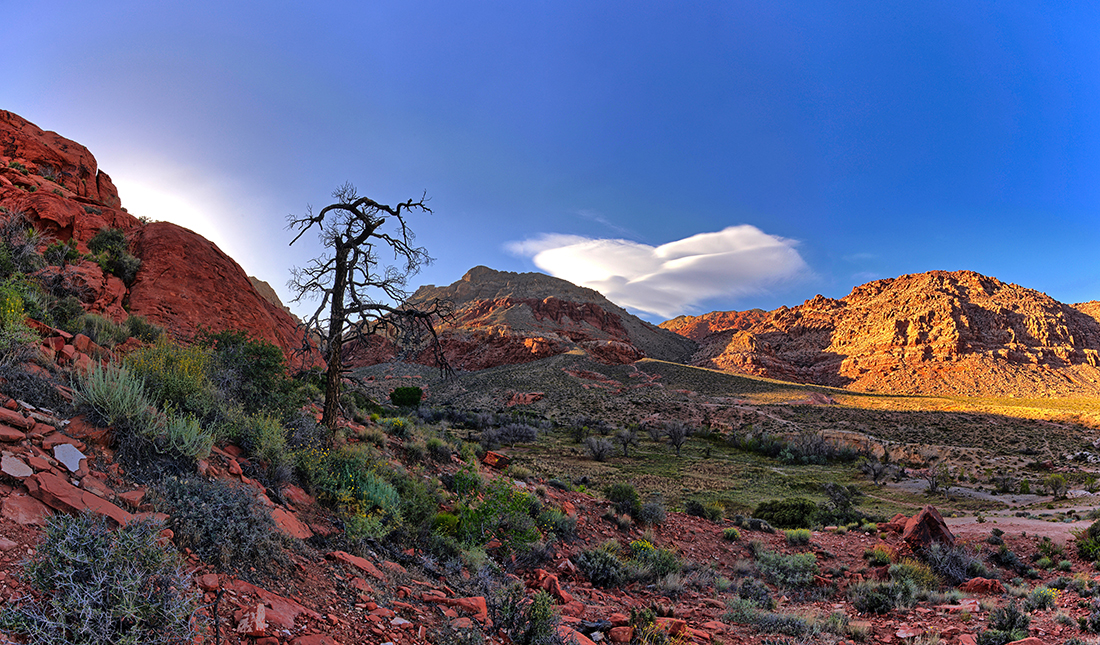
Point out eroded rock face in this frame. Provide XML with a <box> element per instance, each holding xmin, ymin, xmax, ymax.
<box><xmin>0</xmin><ymin>110</ymin><xmax>313</xmax><ymax>366</ymax></box>
<box><xmin>663</xmin><ymin>270</ymin><xmax>1100</xmax><ymax>397</ymax></box>
<box><xmin>345</xmin><ymin>266</ymin><xmax>696</xmax><ymax>371</ymax></box>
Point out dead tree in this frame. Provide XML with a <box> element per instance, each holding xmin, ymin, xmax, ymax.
<box><xmin>288</xmin><ymin>183</ymin><xmax>451</xmax><ymax>428</ymax></box>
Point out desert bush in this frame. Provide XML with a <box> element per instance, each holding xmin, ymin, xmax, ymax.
<box><xmin>0</xmin><ymin>362</ymin><xmax>69</xmax><ymax>413</ymax></box>
<box><xmin>628</xmin><ymin>539</ymin><xmax>682</xmax><ymax>579</ymax></box>
<box><xmin>1044</xmin><ymin>473</ymin><xmax>1068</xmax><ymax>499</ymax></box>
<box><xmin>979</xmin><ymin>601</ymin><xmax>1030</xmax><ymax>645</ymax></box>
<box><xmin>124</xmin><ymin>339</ymin><xmax>216</xmax><ymax>417</ymax></box>
<box><xmin>154</xmin><ymin>477</ymin><xmax>288</xmax><ymax>576</ymax></box>
<box><xmin>124</xmin><ymin>315</ymin><xmax>163</xmax><ymax>343</ymax></box>
<box><xmin>605</xmin><ymin>482</ymin><xmax>641</xmax><ymax>518</ymax></box>
<box><xmin>637</xmin><ymin>497</ymin><xmax>667</xmax><ymax>526</ymax></box>
<box><xmin>0</xmin><ymin>283</ymin><xmax>37</xmax><ymax>357</ymax></box>
<box><xmin>754</xmin><ymin>611</ymin><xmax>813</xmax><ymax>636</ymax></box>
<box><xmin>785</xmin><ymin>528</ymin><xmax>812</xmax><ymax>546</ymax></box>
<box><xmin>924</xmin><ymin>542</ymin><xmax>990</xmax><ymax>585</ymax></box>
<box><xmin>1079</xmin><ymin>520</ymin><xmax>1100</xmax><ymax>562</ymax></box>
<box><xmin>866</xmin><ymin>543</ymin><xmax>895</xmax><ymax>566</ymax></box>
<box><xmin>0</xmin><ymin>513</ymin><xmax>197</xmax><ymax>645</ymax></box>
<box><xmin>685</xmin><ymin>499</ymin><xmax>724</xmax><ymax>522</ymax></box>
<box><xmin>1026</xmin><ymin>586</ymin><xmax>1059</xmax><ymax>611</ymax></box>
<box><xmin>723</xmin><ymin>527</ymin><xmax>742</xmax><ymax>541</ymax></box>
<box><xmin>483</xmin><ymin>423</ymin><xmax>538</xmax><ymax>450</ymax></box>
<box><xmin>779</xmin><ymin>430</ymin><xmax>859</xmax><ymax>465</ymax></box>
<box><xmin>390</xmin><ymin>386</ymin><xmax>423</xmax><ymax>407</ymax></box>
<box><xmin>0</xmin><ymin>212</ymin><xmax>44</xmax><ymax>279</ymax></box>
<box><xmin>43</xmin><ymin>238</ymin><xmax>79</xmax><ymax>267</ymax></box>
<box><xmin>849</xmin><ymin>579</ymin><xmax>917</xmax><ymax>614</ymax></box>
<box><xmin>426</xmin><ymin>436</ymin><xmax>451</xmax><ymax>461</ymax></box>
<box><xmin>664</xmin><ymin>421</ymin><xmax>692</xmax><ymax>457</ymax></box>
<box><xmin>754</xmin><ymin>498</ymin><xmax>817</xmax><ymax>529</ymax></box>
<box><xmin>88</xmin><ymin>228</ymin><xmax>141</xmax><ymax>285</ymax></box>
<box><xmin>585</xmin><ymin>436</ymin><xmax>614</xmax><ymax>461</ymax></box>
<box><xmin>889</xmin><ymin>558</ymin><xmax>939</xmax><ymax>591</ymax></box>
<box><xmin>199</xmin><ymin>329</ymin><xmax>299</xmax><ymax>417</ymax></box>
<box><xmin>456</xmin><ymin>479</ymin><xmax>541</xmax><ymax>554</ymax></box>
<box><xmin>74</xmin><ymin>363</ymin><xmax>151</xmax><ymax>429</ymax></box>
<box><xmin>755</xmin><ymin>549</ymin><xmax>818</xmax><ymax>590</ymax></box>
<box><xmin>64</xmin><ymin>313</ymin><xmax>129</xmax><ymax>348</ymax></box>
<box><xmin>537</xmin><ymin>508</ymin><xmax>576</xmax><ymax>541</ymax></box>
<box><xmin>575</xmin><ymin>542</ymin><xmax>628</xmax><ymax>588</ymax></box>
<box><xmin>297</xmin><ymin>444</ymin><xmax>403</xmax><ymax>538</ymax></box>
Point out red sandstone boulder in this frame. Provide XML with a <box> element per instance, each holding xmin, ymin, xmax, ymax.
<box><xmin>25</xmin><ymin>471</ymin><xmax>133</xmax><ymax>526</ymax></box>
<box><xmin>902</xmin><ymin>505</ymin><xmax>955</xmax><ymax>551</ymax></box>
<box><xmin>958</xmin><ymin>577</ymin><xmax>1006</xmax><ymax>595</ymax></box>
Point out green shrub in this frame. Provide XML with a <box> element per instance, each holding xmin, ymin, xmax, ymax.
<box><xmin>456</xmin><ymin>479</ymin><xmax>541</xmax><ymax>554</ymax></box>
<box><xmin>628</xmin><ymin>539</ymin><xmax>682</xmax><ymax>579</ymax></box>
<box><xmin>785</xmin><ymin>528</ymin><xmax>812</xmax><ymax>546</ymax></box>
<box><xmin>88</xmin><ymin>228</ymin><xmax>141</xmax><ymax>285</ymax></box>
<box><xmin>606</xmin><ymin>482</ymin><xmax>641</xmax><ymax>518</ymax></box>
<box><xmin>754</xmin><ymin>498</ymin><xmax>817</xmax><ymax>529</ymax></box>
<box><xmin>754</xmin><ymin>611</ymin><xmax>812</xmax><ymax>636</ymax></box>
<box><xmin>723</xmin><ymin>527</ymin><xmax>742</xmax><ymax>541</ymax></box>
<box><xmin>124</xmin><ymin>315</ymin><xmax>163</xmax><ymax>343</ymax></box>
<box><xmin>637</xmin><ymin>498</ymin><xmax>666</xmax><ymax>526</ymax></box>
<box><xmin>239</xmin><ymin>413</ymin><xmax>289</xmax><ymax>476</ymax></box>
<box><xmin>755</xmin><ymin>549</ymin><xmax>818</xmax><ymax>589</ymax></box>
<box><xmin>979</xmin><ymin>601</ymin><xmax>1030</xmax><ymax>645</ymax></box>
<box><xmin>585</xmin><ymin>436</ymin><xmax>614</xmax><ymax>461</ymax></box>
<box><xmin>1026</xmin><ymin>586</ymin><xmax>1059</xmax><ymax>611</ymax></box>
<box><xmin>685</xmin><ymin>499</ymin><xmax>724</xmax><ymax>522</ymax></box>
<box><xmin>154</xmin><ymin>477</ymin><xmax>287</xmax><ymax>576</ymax></box>
<box><xmin>1077</xmin><ymin>520</ymin><xmax>1100</xmax><ymax>562</ymax></box>
<box><xmin>390</xmin><ymin>386</ymin><xmax>423</xmax><ymax>407</ymax></box>
<box><xmin>154</xmin><ymin>411</ymin><xmax>214</xmax><ymax>460</ymax></box>
<box><xmin>426</xmin><ymin>436</ymin><xmax>451</xmax><ymax>461</ymax></box>
<box><xmin>0</xmin><ymin>513</ymin><xmax>197</xmax><ymax>645</ymax></box>
<box><xmin>575</xmin><ymin>542</ymin><xmax>628</xmax><ymax>588</ymax></box>
<box><xmin>865</xmin><ymin>543</ymin><xmax>895</xmax><ymax>566</ymax></box>
<box><xmin>537</xmin><ymin>508</ymin><xmax>577</xmax><ymax>541</ymax></box>
<box><xmin>74</xmin><ymin>363</ymin><xmax>151</xmax><ymax>429</ymax></box>
<box><xmin>924</xmin><ymin>542</ymin><xmax>989</xmax><ymax>585</ymax></box>
<box><xmin>198</xmin><ymin>329</ymin><xmax>299</xmax><ymax>417</ymax></box>
<box><xmin>64</xmin><ymin>313</ymin><xmax>129</xmax><ymax>348</ymax></box>
<box><xmin>124</xmin><ymin>340</ymin><xmax>215</xmax><ymax>417</ymax></box>
<box><xmin>849</xmin><ymin>579</ymin><xmax>916</xmax><ymax>614</ymax></box>
<box><xmin>889</xmin><ymin>558</ymin><xmax>939</xmax><ymax>591</ymax></box>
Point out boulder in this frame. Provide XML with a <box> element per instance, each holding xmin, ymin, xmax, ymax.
<box><xmin>958</xmin><ymin>577</ymin><xmax>1006</xmax><ymax>595</ymax></box>
<box><xmin>902</xmin><ymin>505</ymin><xmax>955</xmax><ymax>550</ymax></box>
<box><xmin>236</xmin><ymin>603</ymin><xmax>267</xmax><ymax>637</ymax></box>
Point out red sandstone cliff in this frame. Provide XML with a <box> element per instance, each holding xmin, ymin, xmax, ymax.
<box><xmin>345</xmin><ymin>266</ymin><xmax>697</xmax><ymax>371</ymax></box>
<box><xmin>0</xmin><ymin>110</ymin><xmax>309</xmax><ymax>363</ymax></box>
<box><xmin>661</xmin><ymin>270</ymin><xmax>1100</xmax><ymax>397</ymax></box>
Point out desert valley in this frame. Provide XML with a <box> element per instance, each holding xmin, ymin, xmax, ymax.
<box><xmin>0</xmin><ymin>110</ymin><xmax>1098</xmax><ymax>645</ymax></box>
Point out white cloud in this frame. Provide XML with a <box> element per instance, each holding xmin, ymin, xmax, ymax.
<box><xmin>505</xmin><ymin>225</ymin><xmax>809</xmax><ymax>318</ymax></box>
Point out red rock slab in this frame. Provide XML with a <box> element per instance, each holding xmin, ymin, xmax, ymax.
<box><xmin>557</xmin><ymin>626</ymin><xmax>597</xmax><ymax>645</ymax></box>
<box><xmin>236</xmin><ymin>604</ymin><xmax>267</xmax><ymax>637</ymax></box>
<box><xmin>118</xmin><ymin>489</ymin><xmax>146</xmax><ymax>509</ymax></box>
<box><xmin>291</xmin><ymin>636</ymin><xmax>342</xmax><ymax>645</ymax></box>
<box><xmin>0</xmin><ymin>425</ymin><xmax>26</xmax><ymax>443</ymax></box>
<box><xmin>327</xmin><ymin>550</ymin><xmax>388</xmax><ymax>581</ymax></box>
<box><xmin>609</xmin><ymin>626</ymin><xmax>633</xmax><ymax>643</ymax></box>
<box><xmin>958</xmin><ymin>577</ymin><xmax>1005</xmax><ymax>595</ymax></box>
<box><xmin>1</xmin><ymin>492</ymin><xmax>52</xmax><ymax>526</ymax></box>
<box><xmin>1005</xmin><ymin>639</ymin><xmax>1044</xmax><ymax>645</ymax></box>
<box><xmin>197</xmin><ymin>573</ymin><xmax>220</xmax><ymax>592</ymax></box>
<box><xmin>280</xmin><ymin>483</ymin><xmax>313</xmax><ymax>509</ymax></box>
<box><xmin>80</xmin><ymin>475</ymin><xmax>115</xmax><ymax>500</ymax></box>
<box><xmin>271</xmin><ymin>507</ymin><xmax>314</xmax><ymax>540</ymax></box>
<box><xmin>42</xmin><ymin>434</ymin><xmax>84</xmax><ymax>451</ymax></box>
<box><xmin>421</xmin><ymin>595</ymin><xmax>488</xmax><ymax>623</ymax></box>
<box><xmin>226</xmin><ymin>579</ymin><xmax>322</xmax><ymax>630</ymax></box>
<box><xmin>0</xmin><ymin>408</ymin><xmax>32</xmax><ymax>430</ymax></box>
<box><xmin>25</xmin><ymin>471</ymin><xmax>133</xmax><ymax>526</ymax></box>
<box><xmin>65</xmin><ymin>416</ymin><xmax>111</xmax><ymax>447</ymax></box>
<box><xmin>482</xmin><ymin>450</ymin><xmax>510</xmax><ymax>469</ymax></box>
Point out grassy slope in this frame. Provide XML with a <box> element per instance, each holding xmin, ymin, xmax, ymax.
<box><xmin>353</xmin><ymin>352</ymin><xmax>1100</xmax><ymax>519</ymax></box>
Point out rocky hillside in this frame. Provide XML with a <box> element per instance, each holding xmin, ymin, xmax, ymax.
<box><xmin>0</xmin><ymin>110</ymin><xmax>307</xmax><ymax>363</ymax></box>
<box><xmin>346</xmin><ymin>266</ymin><xmax>697</xmax><ymax>371</ymax></box>
<box><xmin>662</xmin><ymin>270</ymin><xmax>1100</xmax><ymax>397</ymax></box>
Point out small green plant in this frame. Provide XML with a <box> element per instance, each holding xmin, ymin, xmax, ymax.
<box><xmin>574</xmin><ymin>542</ymin><xmax>628</xmax><ymax>588</ymax></box>
<box><xmin>685</xmin><ymin>499</ymin><xmax>724</xmax><ymax>522</ymax></box>
<box><xmin>0</xmin><ymin>513</ymin><xmax>198</xmax><ymax>645</ymax></box>
<box><xmin>849</xmin><ymin>579</ymin><xmax>917</xmax><ymax>614</ymax></box>
<box><xmin>723</xmin><ymin>527</ymin><xmax>742</xmax><ymax>541</ymax></box>
<box><xmin>88</xmin><ymin>228</ymin><xmax>141</xmax><ymax>285</ymax></box>
<box><xmin>865</xmin><ymin>543</ymin><xmax>895</xmax><ymax>566</ymax></box>
<box><xmin>1026</xmin><ymin>586</ymin><xmax>1059</xmax><ymax>611</ymax></box>
<box><xmin>889</xmin><ymin>558</ymin><xmax>939</xmax><ymax>591</ymax></box>
<box><xmin>785</xmin><ymin>528</ymin><xmax>812</xmax><ymax>546</ymax></box>
<box><xmin>390</xmin><ymin>386</ymin><xmax>423</xmax><ymax>407</ymax></box>
<box><xmin>74</xmin><ymin>363</ymin><xmax>151</xmax><ymax>429</ymax></box>
<box><xmin>605</xmin><ymin>482</ymin><xmax>641</xmax><ymax>518</ymax></box>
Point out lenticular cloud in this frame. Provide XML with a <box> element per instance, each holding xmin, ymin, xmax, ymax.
<box><xmin>506</xmin><ymin>226</ymin><xmax>808</xmax><ymax>318</ymax></box>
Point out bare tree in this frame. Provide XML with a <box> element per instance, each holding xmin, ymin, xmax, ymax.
<box><xmin>288</xmin><ymin>183</ymin><xmax>451</xmax><ymax>427</ymax></box>
<box><xmin>615</xmin><ymin>428</ymin><xmax>639</xmax><ymax>458</ymax></box>
<box><xmin>665</xmin><ymin>421</ymin><xmax>692</xmax><ymax>457</ymax></box>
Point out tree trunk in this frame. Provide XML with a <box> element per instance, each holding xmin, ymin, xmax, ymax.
<box><xmin>321</xmin><ymin>245</ymin><xmax>349</xmax><ymax>428</ymax></box>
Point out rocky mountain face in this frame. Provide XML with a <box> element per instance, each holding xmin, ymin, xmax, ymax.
<box><xmin>661</xmin><ymin>270</ymin><xmax>1100</xmax><ymax>397</ymax></box>
<box><xmin>346</xmin><ymin>266</ymin><xmax>697</xmax><ymax>371</ymax></box>
<box><xmin>0</xmin><ymin>110</ymin><xmax>307</xmax><ymax>363</ymax></box>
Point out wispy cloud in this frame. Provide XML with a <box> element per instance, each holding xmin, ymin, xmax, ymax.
<box><xmin>506</xmin><ymin>225</ymin><xmax>810</xmax><ymax>318</ymax></box>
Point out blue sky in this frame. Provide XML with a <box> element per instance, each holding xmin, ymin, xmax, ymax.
<box><xmin>3</xmin><ymin>2</ymin><xmax>1097</xmax><ymax>322</ymax></box>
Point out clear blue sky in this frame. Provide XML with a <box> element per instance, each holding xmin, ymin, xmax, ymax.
<box><xmin>3</xmin><ymin>2</ymin><xmax>1097</xmax><ymax>322</ymax></box>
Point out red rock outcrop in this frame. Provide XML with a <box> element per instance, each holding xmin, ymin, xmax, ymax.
<box><xmin>345</xmin><ymin>266</ymin><xmax>696</xmax><ymax>371</ymax></box>
<box><xmin>0</xmin><ymin>110</ymin><xmax>312</xmax><ymax>365</ymax></box>
<box><xmin>663</xmin><ymin>270</ymin><xmax>1100</xmax><ymax>397</ymax></box>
